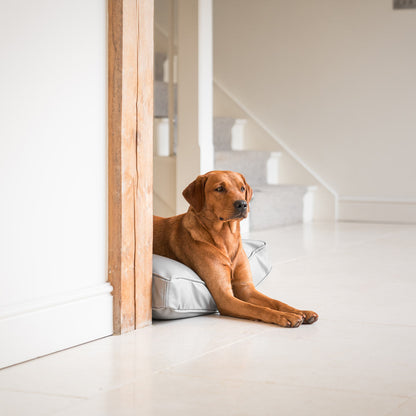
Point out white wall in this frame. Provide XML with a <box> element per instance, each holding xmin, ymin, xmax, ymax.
<box><xmin>0</xmin><ymin>0</ymin><xmax>111</xmax><ymax>368</ymax></box>
<box><xmin>214</xmin><ymin>0</ymin><xmax>416</xmax><ymax>222</ymax></box>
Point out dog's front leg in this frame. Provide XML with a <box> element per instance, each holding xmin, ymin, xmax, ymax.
<box><xmin>232</xmin><ymin>250</ymin><xmax>319</xmax><ymax>325</ymax></box>
<box><xmin>191</xmin><ymin>259</ymin><xmax>304</xmax><ymax>328</ymax></box>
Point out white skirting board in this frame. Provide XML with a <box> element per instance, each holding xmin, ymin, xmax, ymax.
<box><xmin>0</xmin><ymin>283</ymin><xmax>113</xmax><ymax>369</ymax></box>
<box><xmin>338</xmin><ymin>197</ymin><xmax>416</xmax><ymax>223</ymax></box>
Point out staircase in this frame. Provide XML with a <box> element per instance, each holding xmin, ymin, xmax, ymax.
<box><xmin>153</xmin><ymin>54</ymin><xmax>313</xmax><ymax>231</ymax></box>
<box><xmin>213</xmin><ymin>118</ymin><xmax>309</xmax><ymax>230</ymax></box>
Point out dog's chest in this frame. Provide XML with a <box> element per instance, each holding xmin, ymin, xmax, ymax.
<box><xmin>211</xmin><ymin>229</ymin><xmax>240</xmax><ymax>264</ymax></box>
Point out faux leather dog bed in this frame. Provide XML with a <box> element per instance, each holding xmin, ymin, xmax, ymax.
<box><xmin>152</xmin><ymin>239</ymin><xmax>272</xmax><ymax>320</ymax></box>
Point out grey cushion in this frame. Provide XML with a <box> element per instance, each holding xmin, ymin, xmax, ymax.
<box><xmin>152</xmin><ymin>239</ymin><xmax>272</xmax><ymax>320</ymax></box>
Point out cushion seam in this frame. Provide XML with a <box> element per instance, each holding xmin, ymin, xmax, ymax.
<box><xmin>244</xmin><ymin>240</ymin><xmax>266</xmax><ymax>260</ymax></box>
<box><xmin>152</xmin><ymin>306</ymin><xmax>218</xmax><ymax>312</ymax></box>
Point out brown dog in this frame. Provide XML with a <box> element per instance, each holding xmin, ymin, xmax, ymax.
<box><xmin>153</xmin><ymin>170</ymin><xmax>318</xmax><ymax>327</ymax></box>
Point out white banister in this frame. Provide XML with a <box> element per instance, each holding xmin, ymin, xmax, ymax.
<box><xmin>168</xmin><ymin>0</ymin><xmax>176</xmax><ymax>156</ymax></box>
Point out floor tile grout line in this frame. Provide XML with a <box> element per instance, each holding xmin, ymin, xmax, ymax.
<box><xmin>34</xmin><ymin>326</ymin><xmax>278</xmax><ymax>405</ymax></box>
<box><xmin>153</xmin><ymin>326</ymin><xmax>275</xmax><ymax>375</ymax></box>
<box><xmin>0</xmin><ymin>325</ymin><xmax>275</xmax><ymax>405</ymax></box>
<box><xmin>383</xmin><ymin>397</ymin><xmax>414</xmax><ymax>416</ymax></box>
<box><xmin>157</xmin><ymin>371</ymin><xmax>413</xmax><ymax>401</ymax></box>
<box><xmin>5</xmin><ymin>316</ymin><xmax>412</xmax><ymax>404</ymax></box>
<box><xmin>319</xmin><ymin>317</ymin><xmax>416</xmax><ymax>328</ymax></box>
<box><xmin>0</xmin><ymin>388</ymin><xmax>88</xmax><ymax>400</ymax></box>
<box><xmin>270</xmin><ymin>227</ymin><xmax>412</xmax><ymax>267</ymax></box>
<box><xmin>4</xmin><ymin>351</ymin><xmax>411</xmax><ymax>414</ymax></box>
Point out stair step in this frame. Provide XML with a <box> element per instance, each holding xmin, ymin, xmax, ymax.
<box><xmin>213</xmin><ymin>117</ymin><xmax>247</xmax><ymax>151</ymax></box>
<box><xmin>214</xmin><ymin>150</ymin><xmax>270</xmax><ymax>185</ymax></box>
<box><xmin>249</xmin><ymin>184</ymin><xmax>308</xmax><ymax>230</ymax></box>
<box><xmin>213</xmin><ymin>117</ymin><xmax>235</xmax><ymax>151</ymax></box>
<box><xmin>154</xmin><ymin>80</ymin><xmax>177</xmax><ymax>118</ymax></box>
<box><xmin>154</xmin><ymin>52</ymin><xmax>166</xmax><ymax>82</ymax></box>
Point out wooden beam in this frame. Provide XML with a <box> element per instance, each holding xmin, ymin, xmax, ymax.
<box><xmin>135</xmin><ymin>0</ymin><xmax>154</xmax><ymax>328</ymax></box>
<box><xmin>108</xmin><ymin>0</ymin><xmax>153</xmax><ymax>334</ymax></box>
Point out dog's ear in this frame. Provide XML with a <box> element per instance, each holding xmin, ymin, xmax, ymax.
<box><xmin>241</xmin><ymin>174</ymin><xmax>253</xmax><ymax>203</ymax></box>
<box><xmin>246</xmin><ymin>183</ymin><xmax>253</xmax><ymax>203</ymax></box>
<box><xmin>182</xmin><ymin>174</ymin><xmax>207</xmax><ymax>212</ymax></box>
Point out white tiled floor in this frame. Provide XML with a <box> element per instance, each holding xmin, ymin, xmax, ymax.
<box><xmin>1</xmin><ymin>222</ymin><xmax>416</xmax><ymax>416</ymax></box>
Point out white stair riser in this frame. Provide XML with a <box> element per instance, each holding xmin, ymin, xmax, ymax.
<box><xmin>163</xmin><ymin>56</ymin><xmax>178</xmax><ymax>84</ymax></box>
<box><xmin>303</xmin><ymin>186</ymin><xmax>317</xmax><ymax>223</ymax></box>
<box><xmin>231</xmin><ymin>119</ymin><xmax>247</xmax><ymax>150</ymax></box>
<box><xmin>266</xmin><ymin>152</ymin><xmax>282</xmax><ymax>185</ymax></box>
<box><xmin>154</xmin><ymin>118</ymin><xmax>170</xmax><ymax>156</ymax></box>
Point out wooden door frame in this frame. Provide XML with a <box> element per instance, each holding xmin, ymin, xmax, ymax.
<box><xmin>108</xmin><ymin>0</ymin><xmax>154</xmax><ymax>334</ymax></box>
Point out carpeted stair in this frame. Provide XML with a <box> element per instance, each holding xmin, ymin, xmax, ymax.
<box><xmin>212</xmin><ymin>118</ymin><xmax>308</xmax><ymax>229</ymax></box>
<box><xmin>154</xmin><ymin>54</ymin><xmax>308</xmax><ymax>229</ymax></box>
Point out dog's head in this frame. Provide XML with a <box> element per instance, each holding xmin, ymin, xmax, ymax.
<box><xmin>182</xmin><ymin>170</ymin><xmax>253</xmax><ymax>222</ymax></box>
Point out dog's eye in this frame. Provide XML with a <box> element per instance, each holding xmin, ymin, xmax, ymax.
<box><xmin>241</xmin><ymin>186</ymin><xmax>245</xmax><ymax>192</ymax></box>
<box><xmin>215</xmin><ymin>186</ymin><xmax>225</xmax><ymax>192</ymax></box>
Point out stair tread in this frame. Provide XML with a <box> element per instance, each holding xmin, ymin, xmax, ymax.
<box><xmin>214</xmin><ymin>116</ymin><xmax>237</xmax><ymax>121</ymax></box>
<box><xmin>215</xmin><ymin>149</ymin><xmax>270</xmax><ymax>154</ymax></box>
<box><xmin>248</xmin><ymin>183</ymin><xmax>308</xmax><ymax>230</ymax></box>
<box><xmin>252</xmin><ymin>183</ymin><xmax>308</xmax><ymax>191</ymax></box>
<box><xmin>213</xmin><ymin>118</ymin><xmax>235</xmax><ymax>151</ymax></box>
<box><xmin>154</xmin><ymin>81</ymin><xmax>177</xmax><ymax>118</ymax></box>
<box><xmin>154</xmin><ymin>53</ymin><xmax>166</xmax><ymax>82</ymax></box>
<box><xmin>215</xmin><ymin>150</ymin><xmax>271</xmax><ymax>185</ymax></box>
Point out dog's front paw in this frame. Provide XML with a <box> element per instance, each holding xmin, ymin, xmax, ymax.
<box><xmin>299</xmin><ymin>310</ymin><xmax>319</xmax><ymax>324</ymax></box>
<box><xmin>278</xmin><ymin>312</ymin><xmax>304</xmax><ymax>328</ymax></box>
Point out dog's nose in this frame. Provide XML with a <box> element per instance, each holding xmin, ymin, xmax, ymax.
<box><xmin>234</xmin><ymin>200</ymin><xmax>248</xmax><ymax>211</ymax></box>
